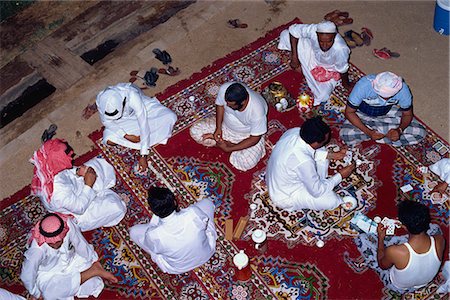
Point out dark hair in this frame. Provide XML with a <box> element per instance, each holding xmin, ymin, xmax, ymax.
<box><xmin>147</xmin><ymin>187</ymin><xmax>177</xmax><ymax>218</ymax></box>
<box><xmin>398</xmin><ymin>200</ymin><xmax>430</xmax><ymax>234</ymax></box>
<box><xmin>300</xmin><ymin>116</ymin><xmax>331</xmax><ymax>145</ymax></box>
<box><xmin>225</xmin><ymin>83</ymin><xmax>249</xmax><ymax>105</ymax></box>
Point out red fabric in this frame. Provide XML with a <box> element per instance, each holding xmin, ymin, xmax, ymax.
<box><xmin>30</xmin><ymin>139</ymin><xmax>73</xmax><ymax>202</ymax></box>
<box><xmin>311</xmin><ymin>66</ymin><xmax>341</xmax><ymax>82</ymax></box>
<box><xmin>29</xmin><ymin>212</ymin><xmax>71</xmax><ymax>246</ymax></box>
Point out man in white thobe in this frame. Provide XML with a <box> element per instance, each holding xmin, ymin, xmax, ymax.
<box><xmin>96</xmin><ymin>83</ymin><xmax>177</xmax><ymax>171</ymax></box>
<box><xmin>266</xmin><ymin>117</ymin><xmax>355</xmax><ymax>211</ymax></box>
<box><xmin>20</xmin><ymin>213</ymin><xmax>118</xmax><ymax>300</ymax></box>
<box><xmin>190</xmin><ymin>82</ymin><xmax>268</xmax><ymax>171</ymax></box>
<box><xmin>278</xmin><ymin>21</ymin><xmax>353</xmax><ymax>105</ymax></box>
<box><xmin>129</xmin><ymin>187</ymin><xmax>217</xmax><ymax>274</ymax></box>
<box><xmin>31</xmin><ymin>139</ymin><xmax>127</xmax><ymax>232</ymax></box>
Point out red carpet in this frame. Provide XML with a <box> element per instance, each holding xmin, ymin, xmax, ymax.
<box><xmin>1</xmin><ymin>19</ymin><xmax>448</xmax><ymax>299</ymax></box>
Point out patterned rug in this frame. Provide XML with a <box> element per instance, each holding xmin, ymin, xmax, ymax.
<box><xmin>1</xmin><ymin>19</ymin><xmax>449</xmax><ymax>299</ymax></box>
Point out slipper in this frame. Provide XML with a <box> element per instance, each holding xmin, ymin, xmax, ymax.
<box><xmin>373</xmin><ymin>48</ymin><xmax>391</xmax><ymax>60</ymax></box>
<box><xmin>333</xmin><ymin>16</ymin><xmax>353</xmax><ymax>26</ymax></box>
<box><xmin>129</xmin><ymin>70</ymin><xmax>139</xmax><ymax>76</ymax></box>
<box><xmin>82</xmin><ymin>104</ymin><xmax>98</xmax><ymax>120</ymax></box>
<box><xmin>380</xmin><ymin>47</ymin><xmax>400</xmax><ymax>58</ymax></box>
<box><xmin>152</xmin><ymin>48</ymin><xmax>172</xmax><ymax>65</ymax></box>
<box><xmin>143</xmin><ymin>67</ymin><xmax>159</xmax><ymax>87</ymax></box>
<box><xmin>158</xmin><ymin>66</ymin><xmax>180</xmax><ymax>76</ymax></box>
<box><xmin>344</xmin><ymin>30</ymin><xmax>364</xmax><ymax>47</ymax></box>
<box><xmin>41</xmin><ymin>124</ymin><xmax>58</xmax><ymax>143</ymax></box>
<box><xmin>227</xmin><ymin>19</ymin><xmax>248</xmax><ymax>29</ymax></box>
<box><xmin>324</xmin><ymin>10</ymin><xmax>349</xmax><ymax>21</ymax></box>
<box><xmin>360</xmin><ymin>27</ymin><xmax>373</xmax><ymax>46</ymax></box>
<box><xmin>343</xmin><ymin>35</ymin><xmax>357</xmax><ymax>48</ymax></box>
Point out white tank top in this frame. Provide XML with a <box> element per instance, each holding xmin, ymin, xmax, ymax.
<box><xmin>390</xmin><ymin>236</ymin><xmax>441</xmax><ymax>289</ymax></box>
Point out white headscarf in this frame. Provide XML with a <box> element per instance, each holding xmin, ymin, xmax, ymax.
<box><xmin>372</xmin><ymin>72</ymin><xmax>403</xmax><ymax>98</ymax></box>
<box><xmin>316</xmin><ymin>21</ymin><xmax>337</xmax><ymax>34</ymax></box>
<box><xmin>96</xmin><ymin>88</ymin><xmax>124</xmax><ymax>120</ymax></box>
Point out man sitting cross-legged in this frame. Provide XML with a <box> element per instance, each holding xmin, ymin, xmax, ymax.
<box><xmin>129</xmin><ymin>187</ymin><xmax>217</xmax><ymax>274</ymax></box>
<box><xmin>355</xmin><ymin>200</ymin><xmax>445</xmax><ymax>293</ymax></box>
<box><xmin>30</xmin><ymin>139</ymin><xmax>126</xmax><ymax>232</ymax></box>
<box><xmin>278</xmin><ymin>20</ymin><xmax>353</xmax><ymax>106</ymax></box>
<box><xmin>190</xmin><ymin>82</ymin><xmax>268</xmax><ymax>171</ymax></box>
<box><xmin>20</xmin><ymin>213</ymin><xmax>118</xmax><ymax>300</ymax></box>
<box><xmin>266</xmin><ymin>117</ymin><xmax>356</xmax><ymax>211</ymax></box>
<box><xmin>340</xmin><ymin>71</ymin><xmax>426</xmax><ymax>147</ymax></box>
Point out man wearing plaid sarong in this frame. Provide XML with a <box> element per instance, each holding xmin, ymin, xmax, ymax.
<box><xmin>340</xmin><ymin>72</ymin><xmax>426</xmax><ymax>147</ymax></box>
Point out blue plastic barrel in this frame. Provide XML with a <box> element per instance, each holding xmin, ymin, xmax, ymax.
<box><xmin>434</xmin><ymin>0</ymin><xmax>450</xmax><ymax>35</ymax></box>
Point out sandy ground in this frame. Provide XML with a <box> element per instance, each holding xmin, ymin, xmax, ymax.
<box><xmin>0</xmin><ymin>0</ymin><xmax>448</xmax><ymax>199</ymax></box>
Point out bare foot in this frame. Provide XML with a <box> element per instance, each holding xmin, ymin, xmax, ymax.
<box><xmin>92</xmin><ymin>261</ymin><xmax>119</xmax><ymax>284</ymax></box>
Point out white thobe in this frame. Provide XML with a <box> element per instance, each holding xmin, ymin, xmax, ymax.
<box><xmin>190</xmin><ymin>82</ymin><xmax>268</xmax><ymax>171</ymax></box>
<box><xmin>266</xmin><ymin>128</ymin><xmax>343</xmax><ymax>211</ymax></box>
<box><xmin>278</xmin><ymin>23</ymin><xmax>350</xmax><ymax>105</ymax></box>
<box><xmin>429</xmin><ymin>158</ymin><xmax>450</xmax><ymax>184</ymax></box>
<box><xmin>129</xmin><ymin>198</ymin><xmax>217</xmax><ymax>274</ymax></box>
<box><xmin>96</xmin><ymin>83</ymin><xmax>177</xmax><ymax>155</ymax></box>
<box><xmin>20</xmin><ymin>219</ymin><xmax>103</xmax><ymax>300</ymax></box>
<box><xmin>41</xmin><ymin>158</ymin><xmax>127</xmax><ymax>232</ymax></box>
<box><xmin>0</xmin><ymin>289</ymin><xmax>26</xmax><ymax>300</ymax></box>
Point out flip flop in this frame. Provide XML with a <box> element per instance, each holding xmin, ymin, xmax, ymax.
<box><xmin>152</xmin><ymin>48</ymin><xmax>172</xmax><ymax>65</ymax></box>
<box><xmin>380</xmin><ymin>47</ymin><xmax>400</xmax><ymax>58</ymax></box>
<box><xmin>227</xmin><ymin>19</ymin><xmax>248</xmax><ymax>29</ymax></box>
<box><xmin>143</xmin><ymin>67</ymin><xmax>159</xmax><ymax>87</ymax></box>
<box><xmin>129</xmin><ymin>70</ymin><xmax>139</xmax><ymax>76</ymax></box>
<box><xmin>82</xmin><ymin>104</ymin><xmax>98</xmax><ymax>120</ymax></box>
<box><xmin>373</xmin><ymin>48</ymin><xmax>391</xmax><ymax>60</ymax></box>
<box><xmin>360</xmin><ymin>27</ymin><xmax>373</xmax><ymax>46</ymax></box>
<box><xmin>324</xmin><ymin>10</ymin><xmax>349</xmax><ymax>21</ymax></box>
<box><xmin>41</xmin><ymin>124</ymin><xmax>58</xmax><ymax>143</ymax></box>
<box><xmin>333</xmin><ymin>16</ymin><xmax>353</xmax><ymax>26</ymax></box>
<box><xmin>158</xmin><ymin>66</ymin><xmax>180</xmax><ymax>76</ymax></box>
<box><xmin>343</xmin><ymin>35</ymin><xmax>357</xmax><ymax>48</ymax></box>
<box><xmin>344</xmin><ymin>30</ymin><xmax>364</xmax><ymax>47</ymax></box>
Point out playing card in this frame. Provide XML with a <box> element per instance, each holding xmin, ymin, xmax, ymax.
<box><xmin>417</xmin><ymin>166</ymin><xmax>428</xmax><ymax>174</ymax></box>
<box><xmin>400</xmin><ymin>184</ymin><xmax>413</xmax><ymax>193</ymax></box>
<box><xmin>386</xmin><ymin>223</ymin><xmax>396</xmax><ymax>235</ymax></box>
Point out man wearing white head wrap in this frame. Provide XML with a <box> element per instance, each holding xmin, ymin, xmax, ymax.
<box><xmin>96</xmin><ymin>83</ymin><xmax>177</xmax><ymax>171</ymax></box>
<box><xmin>340</xmin><ymin>72</ymin><xmax>426</xmax><ymax>147</ymax></box>
<box><xmin>278</xmin><ymin>21</ymin><xmax>353</xmax><ymax>105</ymax></box>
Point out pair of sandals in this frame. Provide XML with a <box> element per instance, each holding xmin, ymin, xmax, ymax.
<box><xmin>324</xmin><ymin>10</ymin><xmax>353</xmax><ymax>26</ymax></box>
<box><xmin>343</xmin><ymin>28</ymin><xmax>373</xmax><ymax>48</ymax></box>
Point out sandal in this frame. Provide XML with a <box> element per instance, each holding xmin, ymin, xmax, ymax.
<box><xmin>344</xmin><ymin>30</ymin><xmax>364</xmax><ymax>47</ymax></box>
<box><xmin>333</xmin><ymin>16</ymin><xmax>353</xmax><ymax>26</ymax></box>
<box><xmin>373</xmin><ymin>48</ymin><xmax>391</xmax><ymax>60</ymax></box>
<box><xmin>324</xmin><ymin>10</ymin><xmax>349</xmax><ymax>21</ymax></box>
<box><xmin>380</xmin><ymin>47</ymin><xmax>400</xmax><ymax>58</ymax></box>
<box><xmin>158</xmin><ymin>66</ymin><xmax>180</xmax><ymax>76</ymax></box>
<box><xmin>227</xmin><ymin>19</ymin><xmax>248</xmax><ymax>29</ymax></box>
<box><xmin>343</xmin><ymin>35</ymin><xmax>357</xmax><ymax>48</ymax></box>
<box><xmin>360</xmin><ymin>27</ymin><xmax>373</xmax><ymax>46</ymax></box>
<box><xmin>129</xmin><ymin>70</ymin><xmax>139</xmax><ymax>76</ymax></box>
<box><xmin>41</xmin><ymin>124</ymin><xmax>58</xmax><ymax>143</ymax></box>
<box><xmin>152</xmin><ymin>48</ymin><xmax>172</xmax><ymax>65</ymax></box>
<box><xmin>143</xmin><ymin>67</ymin><xmax>159</xmax><ymax>87</ymax></box>
<box><xmin>82</xmin><ymin>104</ymin><xmax>98</xmax><ymax>120</ymax></box>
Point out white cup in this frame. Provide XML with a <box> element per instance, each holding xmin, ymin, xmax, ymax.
<box><xmin>251</xmin><ymin>229</ymin><xmax>267</xmax><ymax>250</ymax></box>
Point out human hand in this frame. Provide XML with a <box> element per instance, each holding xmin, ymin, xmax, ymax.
<box><xmin>213</xmin><ymin>128</ymin><xmax>223</xmax><ymax>142</ymax></box>
<box><xmin>342</xmin><ymin>80</ymin><xmax>355</xmax><ymax>92</ymax></box>
<box><xmin>76</xmin><ymin>165</ymin><xmax>88</xmax><ymax>177</ymax></box>
<box><xmin>338</xmin><ymin>162</ymin><xmax>355</xmax><ymax>178</ymax></box>
<box><xmin>386</xmin><ymin>128</ymin><xmax>400</xmax><ymax>141</ymax></box>
<box><xmin>432</xmin><ymin>182</ymin><xmax>449</xmax><ymax>195</ymax></box>
<box><xmin>328</xmin><ymin>146</ymin><xmax>347</xmax><ymax>160</ymax></box>
<box><xmin>202</xmin><ymin>133</ymin><xmax>215</xmax><ymax>141</ymax></box>
<box><xmin>215</xmin><ymin>139</ymin><xmax>234</xmax><ymax>152</ymax></box>
<box><xmin>83</xmin><ymin>167</ymin><xmax>97</xmax><ymax>187</ymax></box>
<box><xmin>369</xmin><ymin>130</ymin><xmax>385</xmax><ymax>140</ymax></box>
<box><xmin>377</xmin><ymin>223</ymin><xmax>387</xmax><ymax>240</ymax></box>
<box><xmin>124</xmin><ymin>134</ymin><xmax>140</xmax><ymax>143</ymax></box>
<box><xmin>290</xmin><ymin>56</ymin><xmax>301</xmax><ymax>72</ymax></box>
<box><xmin>137</xmin><ymin>156</ymin><xmax>148</xmax><ymax>172</ymax></box>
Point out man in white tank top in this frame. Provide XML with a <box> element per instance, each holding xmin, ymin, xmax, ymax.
<box><xmin>377</xmin><ymin>200</ymin><xmax>445</xmax><ymax>292</ymax></box>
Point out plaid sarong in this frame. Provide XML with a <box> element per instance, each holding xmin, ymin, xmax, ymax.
<box><xmin>339</xmin><ymin>106</ymin><xmax>426</xmax><ymax>147</ymax></box>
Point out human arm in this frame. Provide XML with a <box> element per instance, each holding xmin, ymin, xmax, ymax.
<box><xmin>289</xmin><ymin>33</ymin><xmax>301</xmax><ymax>71</ymax></box>
<box><xmin>68</xmin><ymin>218</ymin><xmax>98</xmax><ymax>262</ymax></box>
<box><xmin>213</xmin><ymin>105</ymin><xmax>225</xmax><ymax>141</ymax></box>
<box><xmin>129</xmin><ymin>89</ymin><xmax>150</xmax><ymax>155</ymax></box>
<box><xmin>341</xmin><ymin>71</ymin><xmax>354</xmax><ymax>91</ymax></box>
<box><xmin>344</xmin><ymin>105</ymin><xmax>385</xmax><ymax>140</ymax></box>
<box><xmin>376</xmin><ymin>223</ymin><xmax>396</xmax><ymax>270</ymax></box>
<box><xmin>386</xmin><ymin>108</ymin><xmax>413</xmax><ymax>141</ymax></box>
<box><xmin>216</xmin><ymin>135</ymin><xmax>261</xmax><ymax>152</ymax></box>
<box><xmin>20</xmin><ymin>245</ymin><xmax>45</xmax><ymax>299</ymax></box>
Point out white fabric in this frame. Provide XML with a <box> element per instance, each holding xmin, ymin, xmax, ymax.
<box><xmin>215</xmin><ymin>82</ymin><xmax>268</xmax><ymax>135</ymax></box>
<box><xmin>316</xmin><ymin>21</ymin><xmax>337</xmax><ymax>33</ymax></box>
<box><xmin>266</xmin><ymin>127</ymin><xmax>343</xmax><ymax>211</ymax></box>
<box><xmin>429</xmin><ymin>158</ymin><xmax>450</xmax><ymax>184</ymax></box>
<box><xmin>20</xmin><ymin>218</ymin><xmax>103</xmax><ymax>300</ymax></box>
<box><xmin>129</xmin><ymin>198</ymin><xmax>217</xmax><ymax>274</ymax></box>
<box><xmin>390</xmin><ymin>236</ymin><xmax>442</xmax><ymax>290</ymax></box>
<box><xmin>190</xmin><ymin>117</ymin><xmax>266</xmax><ymax>171</ymax></box>
<box><xmin>96</xmin><ymin>83</ymin><xmax>177</xmax><ymax>155</ymax></box>
<box><xmin>0</xmin><ymin>289</ymin><xmax>26</xmax><ymax>300</ymax></box>
<box><xmin>40</xmin><ymin>158</ymin><xmax>126</xmax><ymax>232</ymax></box>
<box><xmin>278</xmin><ymin>23</ymin><xmax>350</xmax><ymax>105</ymax></box>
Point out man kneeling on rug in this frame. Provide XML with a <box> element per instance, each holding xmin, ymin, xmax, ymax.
<box><xmin>96</xmin><ymin>83</ymin><xmax>178</xmax><ymax>172</ymax></box>
<box><xmin>31</xmin><ymin>139</ymin><xmax>127</xmax><ymax>232</ymax></box>
<box><xmin>266</xmin><ymin>117</ymin><xmax>356</xmax><ymax>211</ymax></box>
<box><xmin>355</xmin><ymin>201</ymin><xmax>445</xmax><ymax>293</ymax></box>
<box><xmin>129</xmin><ymin>187</ymin><xmax>217</xmax><ymax>274</ymax></box>
<box><xmin>21</xmin><ymin>213</ymin><xmax>118</xmax><ymax>300</ymax></box>
<box><xmin>278</xmin><ymin>20</ymin><xmax>353</xmax><ymax>106</ymax></box>
<box><xmin>190</xmin><ymin>82</ymin><xmax>268</xmax><ymax>171</ymax></box>
<box><xmin>340</xmin><ymin>71</ymin><xmax>426</xmax><ymax>147</ymax></box>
